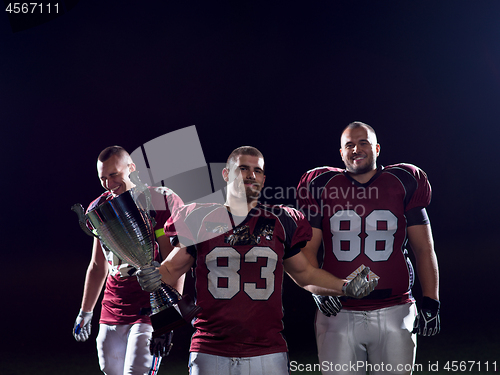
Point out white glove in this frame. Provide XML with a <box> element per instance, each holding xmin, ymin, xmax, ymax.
<box><xmin>136</xmin><ymin>261</ymin><xmax>162</xmax><ymax>292</ymax></box>
<box><xmin>73</xmin><ymin>310</ymin><xmax>93</xmax><ymax>342</ymax></box>
<box><xmin>343</xmin><ymin>267</ymin><xmax>378</xmax><ymax>299</ymax></box>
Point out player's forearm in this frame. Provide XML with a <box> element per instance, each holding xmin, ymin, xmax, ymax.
<box><xmin>298</xmin><ymin>269</ymin><xmax>346</xmax><ymax>296</ymax></box>
<box><xmin>415</xmin><ymin>251</ymin><xmax>439</xmax><ymax>300</ymax></box>
<box><xmin>158</xmin><ymin>248</ymin><xmax>192</xmax><ymax>287</ymax></box>
<box><xmin>158</xmin><ymin>262</ymin><xmax>181</xmax><ymax>287</ymax></box>
<box><xmin>81</xmin><ymin>266</ymin><xmax>108</xmax><ymax>312</ymax></box>
<box><xmin>151</xmin><ymin>234</ymin><xmax>186</xmax><ymax>292</ymax></box>
<box><xmin>172</xmin><ymin>273</ymin><xmax>186</xmax><ymax>294</ymax></box>
<box><xmin>153</xmin><ymin>243</ymin><xmax>194</xmax><ymax>290</ymax></box>
<box><xmin>408</xmin><ymin>224</ymin><xmax>440</xmax><ymax>300</ymax></box>
<box><xmin>291</xmin><ymin>278</ymin><xmax>345</xmax><ymax>296</ymax></box>
<box><xmin>284</xmin><ymin>254</ymin><xmax>345</xmax><ymax>296</ymax></box>
<box><xmin>157</xmin><ymin>234</ymin><xmax>174</xmax><ymax>261</ymax></box>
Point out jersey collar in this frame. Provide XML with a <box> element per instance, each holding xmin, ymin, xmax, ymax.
<box><xmin>342</xmin><ymin>166</ymin><xmax>383</xmax><ymax>187</ymax></box>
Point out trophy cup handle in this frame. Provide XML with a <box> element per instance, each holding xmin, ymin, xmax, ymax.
<box><xmin>130</xmin><ymin>171</ymin><xmax>157</xmax><ymax>228</ymax></box>
<box><xmin>71</xmin><ymin>204</ymin><xmax>97</xmax><ymax>238</ymax></box>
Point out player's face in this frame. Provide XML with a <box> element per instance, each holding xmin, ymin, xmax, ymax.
<box><xmin>224</xmin><ymin>154</ymin><xmax>266</xmax><ymax>202</ymax></box>
<box><xmin>340</xmin><ymin>126</ymin><xmax>380</xmax><ymax>175</ymax></box>
<box><xmin>97</xmin><ymin>154</ymin><xmax>136</xmax><ymax>197</ymax></box>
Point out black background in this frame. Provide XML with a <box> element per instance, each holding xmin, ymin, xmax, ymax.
<box><xmin>1</xmin><ymin>1</ymin><xmax>498</xmax><ymax>373</ymax></box>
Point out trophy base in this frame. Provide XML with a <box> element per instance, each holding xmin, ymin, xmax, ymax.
<box><xmin>150</xmin><ymin>295</ymin><xmax>202</xmax><ymax>338</ymax></box>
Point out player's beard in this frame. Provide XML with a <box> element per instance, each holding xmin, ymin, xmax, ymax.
<box><xmin>345</xmin><ymin>154</ymin><xmax>376</xmax><ymax>175</ymax></box>
<box><xmin>244</xmin><ymin>181</ymin><xmax>262</xmax><ymax>203</ymax></box>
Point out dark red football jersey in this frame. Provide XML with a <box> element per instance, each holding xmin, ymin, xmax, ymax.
<box><xmin>297</xmin><ymin>164</ymin><xmax>431</xmax><ymax>311</ymax></box>
<box><xmin>165</xmin><ymin>202</ymin><xmax>312</xmax><ymax>357</ymax></box>
<box><xmin>87</xmin><ymin>187</ymin><xmax>184</xmax><ymax>325</ymax></box>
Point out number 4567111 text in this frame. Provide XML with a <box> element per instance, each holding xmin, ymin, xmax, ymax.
<box><xmin>5</xmin><ymin>3</ymin><xmax>59</xmax><ymax>14</ymax></box>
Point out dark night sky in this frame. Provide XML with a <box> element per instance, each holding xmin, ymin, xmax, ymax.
<box><xmin>1</xmin><ymin>1</ymin><xmax>499</xmax><ymax>373</ymax></box>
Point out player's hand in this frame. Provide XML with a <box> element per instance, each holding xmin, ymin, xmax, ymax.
<box><xmin>150</xmin><ymin>331</ymin><xmax>174</xmax><ymax>357</ymax></box>
<box><xmin>312</xmin><ymin>294</ymin><xmax>342</xmax><ymax>317</ymax></box>
<box><xmin>73</xmin><ymin>310</ymin><xmax>93</xmax><ymax>342</ymax></box>
<box><xmin>413</xmin><ymin>296</ymin><xmax>440</xmax><ymax>336</ymax></box>
<box><xmin>136</xmin><ymin>261</ymin><xmax>161</xmax><ymax>293</ymax></box>
<box><xmin>342</xmin><ymin>267</ymin><xmax>378</xmax><ymax>299</ymax></box>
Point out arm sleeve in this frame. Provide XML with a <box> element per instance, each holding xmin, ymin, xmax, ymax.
<box><xmin>297</xmin><ymin>169</ymin><xmax>327</xmax><ymax>229</ymax></box>
<box><xmin>165</xmin><ymin>203</ymin><xmax>197</xmax><ymax>246</ymax></box>
<box><xmin>406</xmin><ymin>207</ymin><xmax>430</xmax><ymax>226</ymax></box>
<box><xmin>404</xmin><ymin>164</ymin><xmax>432</xmax><ymax>212</ymax></box>
<box><xmin>282</xmin><ymin>206</ymin><xmax>313</xmax><ymax>260</ymax></box>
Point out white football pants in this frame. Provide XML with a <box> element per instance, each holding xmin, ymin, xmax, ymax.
<box><xmin>315</xmin><ymin>303</ymin><xmax>417</xmax><ymax>375</ymax></box>
<box><xmin>188</xmin><ymin>351</ymin><xmax>290</xmax><ymax>375</ymax></box>
<box><xmin>96</xmin><ymin>323</ymin><xmax>161</xmax><ymax>375</ymax></box>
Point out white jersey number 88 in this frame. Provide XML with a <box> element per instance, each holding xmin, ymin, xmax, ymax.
<box><xmin>330</xmin><ymin>209</ymin><xmax>397</xmax><ymax>262</ymax></box>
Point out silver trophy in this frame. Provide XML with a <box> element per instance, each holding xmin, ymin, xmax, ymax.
<box><xmin>72</xmin><ymin>188</ymin><xmax>201</xmax><ymax>338</ymax></box>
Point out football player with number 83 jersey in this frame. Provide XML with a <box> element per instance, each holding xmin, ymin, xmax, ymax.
<box><xmin>136</xmin><ymin>146</ymin><xmax>378</xmax><ymax>375</ymax></box>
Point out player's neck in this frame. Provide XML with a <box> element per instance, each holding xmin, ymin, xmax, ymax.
<box><xmin>224</xmin><ymin>195</ymin><xmax>258</xmax><ymax>216</ymax></box>
<box><xmin>346</xmin><ymin>168</ymin><xmax>378</xmax><ymax>184</ymax></box>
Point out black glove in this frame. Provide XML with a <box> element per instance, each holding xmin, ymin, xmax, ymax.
<box><xmin>150</xmin><ymin>331</ymin><xmax>174</xmax><ymax>357</ymax></box>
<box><xmin>413</xmin><ymin>296</ymin><xmax>440</xmax><ymax>336</ymax></box>
<box><xmin>312</xmin><ymin>294</ymin><xmax>342</xmax><ymax>317</ymax></box>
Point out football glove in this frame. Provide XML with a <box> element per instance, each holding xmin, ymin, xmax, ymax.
<box><xmin>312</xmin><ymin>294</ymin><xmax>342</xmax><ymax>317</ymax></box>
<box><xmin>136</xmin><ymin>261</ymin><xmax>162</xmax><ymax>293</ymax></box>
<box><xmin>150</xmin><ymin>331</ymin><xmax>174</xmax><ymax>357</ymax></box>
<box><xmin>413</xmin><ymin>296</ymin><xmax>440</xmax><ymax>336</ymax></box>
<box><xmin>73</xmin><ymin>310</ymin><xmax>93</xmax><ymax>342</ymax></box>
<box><xmin>342</xmin><ymin>267</ymin><xmax>378</xmax><ymax>299</ymax></box>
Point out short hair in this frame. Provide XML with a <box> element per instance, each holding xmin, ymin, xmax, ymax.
<box><xmin>342</xmin><ymin>121</ymin><xmax>378</xmax><ymax>143</ymax></box>
<box><xmin>226</xmin><ymin>146</ymin><xmax>264</xmax><ymax>169</ymax></box>
<box><xmin>98</xmin><ymin>145</ymin><xmax>130</xmax><ymax>163</ymax></box>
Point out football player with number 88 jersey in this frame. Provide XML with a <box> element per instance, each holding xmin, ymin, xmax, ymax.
<box><xmin>297</xmin><ymin>122</ymin><xmax>440</xmax><ymax>375</ymax></box>
<box><xmin>136</xmin><ymin>146</ymin><xmax>378</xmax><ymax>375</ymax></box>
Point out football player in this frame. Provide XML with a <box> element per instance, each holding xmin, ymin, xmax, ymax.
<box><xmin>73</xmin><ymin>146</ymin><xmax>184</xmax><ymax>375</ymax></box>
<box><xmin>297</xmin><ymin>122</ymin><xmax>440</xmax><ymax>375</ymax></box>
<box><xmin>136</xmin><ymin>146</ymin><xmax>378</xmax><ymax>375</ymax></box>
